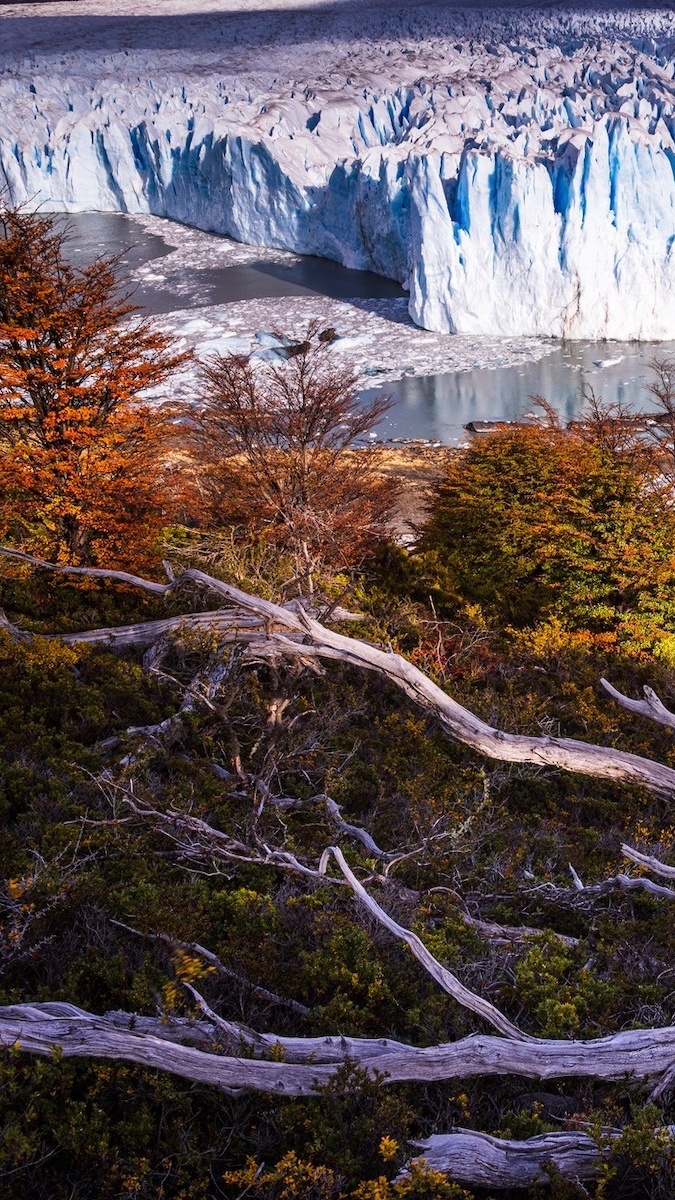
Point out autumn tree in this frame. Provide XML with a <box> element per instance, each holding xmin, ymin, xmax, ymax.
<box><xmin>420</xmin><ymin>411</ymin><xmax>675</xmax><ymax>658</ymax></box>
<box><xmin>192</xmin><ymin>325</ymin><xmax>397</xmax><ymax>593</ymax></box>
<box><xmin>0</xmin><ymin>203</ymin><xmax>188</xmax><ymax>568</ymax></box>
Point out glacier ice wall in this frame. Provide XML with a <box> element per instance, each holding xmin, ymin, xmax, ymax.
<box><xmin>3</xmin><ymin>18</ymin><xmax>675</xmax><ymax>339</ymax></box>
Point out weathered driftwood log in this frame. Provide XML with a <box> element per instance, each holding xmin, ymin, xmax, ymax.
<box><xmin>5</xmin><ymin>549</ymin><xmax>675</xmax><ymax>799</ymax></box>
<box><xmin>265</xmin><ymin>618</ymin><xmax>675</xmax><ymax>797</ymax></box>
<box><xmin>100</xmin><ymin>1006</ymin><xmax>404</xmax><ymax>1062</ymax></box>
<box><xmin>407</xmin><ymin>1129</ymin><xmax>608</xmax><ymax>1187</ymax></box>
<box><xmin>5</xmin><ymin>1004</ymin><xmax>675</xmax><ymax>1093</ymax></box>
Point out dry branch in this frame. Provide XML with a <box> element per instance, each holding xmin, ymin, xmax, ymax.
<box><xmin>568</xmin><ymin>863</ymin><xmax>675</xmax><ymax>902</ymax></box>
<box><xmin>457</xmin><ymin>910</ymin><xmax>579</xmax><ymax>949</ymax></box>
<box><xmin>112</xmin><ymin>790</ymin><xmax>333</xmax><ymax>882</ymax></box>
<box><xmin>110</xmin><ymin>920</ymin><xmax>309</xmax><ymax>1016</ymax></box>
<box><xmin>7</xmin><ymin>549</ymin><xmax>675</xmax><ymax>799</ymax></box>
<box><xmin>99</xmin><ymin>1007</ymin><xmax>405</xmax><ymax>1063</ymax></box>
<box><xmin>622</xmin><ymin>843</ymin><xmax>675</xmax><ymax>881</ymax></box>
<box><xmin>0</xmin><ymin>546</ymin><xmax>171</xmax><ymax>595</ymax></box>
<box><xmin>272</xmin><ymin>618</ymin><xmax>675</xmax><ymax>797</ymax></box>
<box><xmin>323</xmin><ymin>797</ymin><xmax>397</xmax><ymax>860</ymax></box>
<box><xmin>330</xmin><ymin>846</ymin><xmax>534</xmax><ymax>1042</ymax></box>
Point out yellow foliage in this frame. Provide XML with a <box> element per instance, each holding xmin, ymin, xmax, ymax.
<box><xmin>353</xmin><ymin>1160</ymin><xmax>472</xmax><ymax>1200</ymax></box>
<box><xmin>7</xmin><ymin>877</ymin><xmax>30</xmax><ymax>901</ymax></box>
<box><xmin>224</xmin><ymin>1152</ymin><xmax>339</xmax><ymax>1200</ymax></box>
<box><xmin>171</xmin><ymin>950</ymin><xmax>216</xmax><ymax>985</ymax></box>
<box><xmin>378</xmin><ymin>1137</ymin><xmax>398</xmax><ymax>1163</ymax></box>
<box><xmin>223</xmin><ymin>1155</ymin><xmax>472</xmax><ymax>1200</ymax></box>
<box><xmin>512</xmin><ymin>618</ymin><xmax>596</xmax><ymax>661</ymax></box>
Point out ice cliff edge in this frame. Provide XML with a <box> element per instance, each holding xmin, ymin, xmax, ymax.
<box><xmin>3</xmin><ymin>23</ymin><xmax>675</xmax><ymax>339</ymax></box>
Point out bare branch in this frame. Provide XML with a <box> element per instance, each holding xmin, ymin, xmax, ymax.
<box><xmin>0</xmin><ymin>606</ymin><xmax>28</xmax><ymax>641</ymax></box>
<box><xmin>601</xmin><ymin>677</ymin><xmax>675</xmax><ymax>732</ymax></box>
<box><xmin>622</xmin><ymin>844</ymin><xmax>675</xmax><ymax>882</ymax></box>
<box><xmin>457</xmin><ymin>910</ymin><xmax>579</xmax><ymax>949</ymax></box>
<box><xmin>108</xmin><ymin>786</ymin><xmax>341</xmax><ymax>884</ymax></box>
<box><xmin>322</xmin><ymin>797</ymin><xmax>397</xmax><ymax>861</ymax></box>
<box><xmin>0</xmin><ymin>546</ymin><xmax>170</xmax><ymax>595</ymax></box>
<box><xmin>266</xmin><ymin>616</ymin><xmax>675</xmax><ymax>798</ymax></box>
<box><xmin>566</xmin><ymin>864</ymin><xmax>675</xmax><ymax>902</ymax></box>
<box><xmin>328</xmin><ymin>845</ymin><xmax>531</xmax><ymax>1041</ymax></box>
<box><xmin>62</xmin><ymin>610</ymin><xmax>281</xmax><ymax>650</ymax></box>
<box><xmin>7</xmin><ymin>550</ymin><xmax>675</xmax><ymax>800</ymax></box>
<box><xmin>110</xmin><ymin>919</ymin><xmax>309</xmax><ymax>1016</ymax></box>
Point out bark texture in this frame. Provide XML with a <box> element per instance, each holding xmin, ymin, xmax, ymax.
<box><xmin>4</xmin><ymin>1004</ymin><xmax>675</xmax><ymax>1095</ymax></box>
<box><xmin>408</xmin><ymin>1129</ymin><xmax>608</xmax><ymax>1187</ymax></box>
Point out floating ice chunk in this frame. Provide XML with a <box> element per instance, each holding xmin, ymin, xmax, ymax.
<box><xmin>332</xmin><ymin>335</ymin><xmax>376</xmax><ymax>351</ymax></box>
<box><xmin>180</xmin><ymin>318</ymin><xmax>220</xmax><ymax>335</ymax></box>
<box><xmin>255</xmin><ymin>331</ymin><xmax>288</xmax><ymax>347</ymax></box>
<box><xmin>201</xmin><ymin>335</ymin><xmax>251</xmax><ymax>355</ymax></box>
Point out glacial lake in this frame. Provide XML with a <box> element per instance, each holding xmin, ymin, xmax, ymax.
<box><xmin>362</xmin><ymin>342</ymin><xmax>675</xmax><ymax>445</ymax></box>
<box><xmin>60</xmin><ymin>212</ymin><xmax>675</xmax><ymax>444</ymax></box>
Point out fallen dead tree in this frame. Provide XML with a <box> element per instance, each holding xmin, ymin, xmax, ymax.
<box><xmin>406</xmin><ymin>1129</ymin><xmax>609</xmax><ymax>1188</ymax></box>
<box><xmin>3</xmin><ymin>547</ymin><xmax>675</xmax><ymax>796</ymax></box>
<box><xmin>5</xmin><ymin>1000</ymin><xmax>675</xmax><ymax>1094</ymax></box>
<box><xmin>6</xmin><ymin>1004</ymin><xmax>659</xmax><ymax>1188</ymax></box>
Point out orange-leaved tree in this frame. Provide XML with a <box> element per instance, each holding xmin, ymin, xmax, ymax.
<box><xmin>0</xmin><ymin>204</ymin><xmax>189</xmax><ymax>568</ymax></box>
<box><xmin>192</xmin><ymin>325</ymin><xmax>397</xmax><ymax>593</ymax></box>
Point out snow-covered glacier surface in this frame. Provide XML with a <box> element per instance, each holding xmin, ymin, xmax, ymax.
<box><xmin>2</xmin><ymin>1</ymin><xmax>675</xmax><ymax>338</ymax></box>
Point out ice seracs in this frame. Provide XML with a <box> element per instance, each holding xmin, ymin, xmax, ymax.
<box><xmin>2</xmin><ymin>2</ymin><xmax>675</xmax><ymax>339</ymax></box>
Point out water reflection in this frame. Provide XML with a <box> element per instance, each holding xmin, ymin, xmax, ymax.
<box><xmin>58</xmin><ymin>211</ymin><xmax>404</xmax><ymax>314</ymax></box>
<box><xmin>55</xmin><ymin>212</ymin><xmax>172</xmax><ymax>276</ymax></box>
<box><xmin>361</xmin><ymin>341</ymin><xmax>675</xmax><ymax>444</ymax></box>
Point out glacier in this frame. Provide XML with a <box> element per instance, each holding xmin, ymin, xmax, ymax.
<box><xmin>2</xmin><ymin>1</ymin><xmax>675</xmax><ymax>339</ymax></box>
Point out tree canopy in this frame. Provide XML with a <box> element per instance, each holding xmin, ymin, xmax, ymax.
<box><xmin>421</xmin><ymin>416</ymin><xmax>675</xmax><ymax>658</ymax></box>
<box><xmin>0</xmin><ymin>205</ymin><xmax>188</xmax><ymax>567</ymax></box>
<box><xmin>194</xmin><ymin>327</ymin><xmax>396</xmax><ymax>592</ymax></box>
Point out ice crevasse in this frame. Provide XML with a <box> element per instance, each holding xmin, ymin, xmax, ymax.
<box><xmin>3</xmin><ymin>54</ymin><xmax>675</xmax><ymax>339</ymax></box>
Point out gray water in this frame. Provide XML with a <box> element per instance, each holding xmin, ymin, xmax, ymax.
<box><xmin>58</xmin><ymin>212</ymin><xmax>404</xmax><ymax>313</ymax></box>
<box><xmin>362</xmin><ymin>341</ymin><xmax>675</xmax><ymax>444</ymax></box>
<box><xmin>60</xmin><ymin>212</ymin><xmax>675</xmax><ymax>442</ymax></box>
